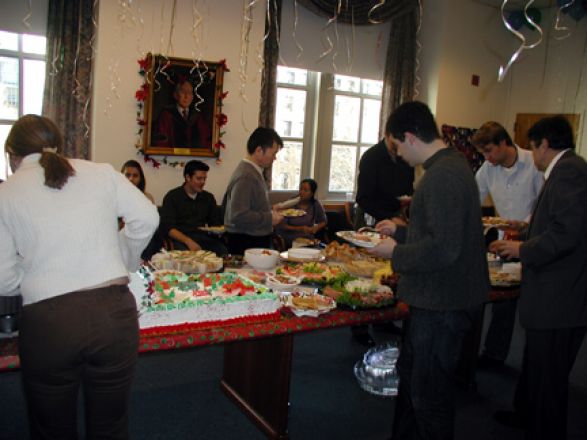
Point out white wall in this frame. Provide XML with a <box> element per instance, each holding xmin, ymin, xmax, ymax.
<box><xmin>92</xmin><ymin>0</ymin><xmax>267</xmax><ymax>204</ymax></box>
<box><xmin>86</xmin><ymin>0</ymin><xmax>587</xmax><ymax>207</ymax></box>
<box><xmin>419</xmin><ymin>0</ymin><xmax>587</xmax><ymax>159</ymax></box>
<box><xmin>504</xmin><ymin>7</ymin><xmax>587</xmax><ymax>157</ymax></box>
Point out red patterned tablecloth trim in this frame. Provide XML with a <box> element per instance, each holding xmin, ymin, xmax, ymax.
<box><xmin>139</xmin><ymin>310</ymin><xmax>282</xmax><ymax>337</ymax></box>
<box><xmin>0</xmin><ymin>302</ymin><xmax>410</xmax><ymax>371</ymax></box>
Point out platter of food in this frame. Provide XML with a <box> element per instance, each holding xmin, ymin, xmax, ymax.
<box><xmin>280</xmin><ymin>248</ymin><xmax>325</xmax><ymax>263</ymax></box>
<box><xmin>150</xmin><ymin>250</ymin><xmax>223</xmax><ymax>273</ymax></box>
<box><xmin>336</xmin><ymin>230</ymin><xmax>383</xmax><ymax>248</ymax></box>
<box><xmin>277</xmin><ymin>262</ymin><xmax>351</xmax><ymax>286</ymax></box>
<box><xmin>198</xmin><ymin>225</ymin><xmax>226</xmax><ymax>234</ymax></box>
<box><xmin>292</xmin><ymin>237</ymin><xmax>320</xmax><ymax>247</ymax></box>
<box><xmin>322</xmin><ymin>279</ymin><xmax>395</xmax><ymax>309</ymax></box>
<box><xmin>265</xmin><ymin>273</ymin><xmax>302</xmax><ymax>291</ymax></box>
<box><xmin>343</xmin><ymin>259</ymin><xmax>389</xmax><ymax>278</ymax></box>
<box><xmin>280</xmin><ymin>208</ymin><xmax>306</xmax><ymax>218</ymax></box>
<box><xmin>281</xmin><ymin>289</ymin><xmax>336</xmax><ymax>317</ymax></box>
<box><xmin>489</xmin><ymin>271</ymin><xmax>521</xmax><ymax>287</ymax></box>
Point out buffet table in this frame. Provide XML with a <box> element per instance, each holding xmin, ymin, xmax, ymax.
<box><xmin>0</xmin><ymin>303</ymin><xmax>409</xmax><ymax>440</ymax></box>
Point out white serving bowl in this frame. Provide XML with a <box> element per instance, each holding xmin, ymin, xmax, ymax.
<box><xmin>287</xmin><ymin>247</ymin><xmax>322</xmax><ymax>260</ymax></box>
<box><xmin>244</xmin><ymin>248</ymin><xmax>280</xmax><ymax>270</ymax></box>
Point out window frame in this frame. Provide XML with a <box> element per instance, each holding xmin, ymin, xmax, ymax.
<box><xmin>273</xmin><ymin>67</ymin><xmax>382</xmax><ymax>201</ymax></box>
<box><xmin>0</xmin><ymin>32</ymin><xmax>46</xmax><ymax>179</ymax></box>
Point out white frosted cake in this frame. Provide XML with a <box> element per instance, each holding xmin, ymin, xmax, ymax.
<box><xmin>129</xmin><ymin>268</ymin><xmax>280</xmax><ymax>330</ymax></box>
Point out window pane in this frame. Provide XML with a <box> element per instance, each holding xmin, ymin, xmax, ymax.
<box><xmin>334</xmin><ymin>74</ymin><xmax>360</xmax><ymax>93</ymax></box>
<box><xmin>0</xmin><ymin>31</ymin><xmax>18</xmax><ymax>51</ymax></box>
<box><xmin>0</xmin><ymin>57</ymin><xmax>19</xmax><ymax>120</ymax></box>
<box><xmin>276</xmin><ymin>66</ymin><xmax>307</xmax><ymax>86</ymax></box>
<box><xmin>22</xmin><ymin>34</ymin><xmax>46</xmax><ymax>55</ymax></box>
<box><xmin>333</xmin><ymin>95</ymin><xmax>360</xmax><ymax>142</ymax></box>
<box><xmin>24</xmin><ymin>59</ymin><xmax>45</xmax><ymax>114</ymax></box>
<box><xmin>361</xmin><ymin>98</ymin><xmax>381</xmax><ymax>144</ymax></box>
<box><xmin>272</xmin><ymin>141</ymin><xmax>302</xmax><ymax>191</ymax></box>
<box><xmin>0</xmin><ymin>124</ymin><xmax>12</xmax><ymax>180</ymax></box>
<box><xmin>362</xmin><ymin>79</ymin><xmax>383</xmax><ymax>97</ymax></box>
<box><xmin>275</xmin><ymin>88</ymin><xmax>306</xmax><ymax>138</ymax></box>
<box><xmin>329</xmin><ymin>145</ymin><xmax>357</xmax><ymax>192</ymax></box>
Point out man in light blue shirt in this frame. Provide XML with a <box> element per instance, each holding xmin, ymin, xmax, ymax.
<box><xmin>472</xmin><ymin>121</ymin><xmax>543</xmax><ymax>367</ymax></box>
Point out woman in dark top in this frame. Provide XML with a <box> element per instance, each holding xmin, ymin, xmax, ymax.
<box><xmin>276</xmin><ymin>178</ymin><xmax>327</xmax><ymax>247</ymax></box>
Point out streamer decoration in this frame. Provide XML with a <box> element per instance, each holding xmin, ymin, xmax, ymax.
<box><xmin>22</xmin><ymin>0</ymin><xmax>32</xmax><ymax>30</ymax></box>
<box><xmin>368</xmin><ymin>0</ymin><xmax>386</xmax><ymax>24</ymax></box>
<box><xmin>554</xmin><ymin>0</ymin><xmax>575</xmax><ymax>40</ymax></box>
<box><xmin>498</xmin><ymin>0</ymin><xmax>543</xmax><ymax>82</ymax></box>
<box><xmin>413</xmin><ymin>0</ymin><xmax>423</xmax><ymax>98</ymax></box>
<box><xmin>293</xmin><ymin>0</ymin><xmax>304</xmax><ymax>61</ymax></box>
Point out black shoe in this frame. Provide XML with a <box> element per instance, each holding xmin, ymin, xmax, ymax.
<box><xmin>477</xmin><ymin>354</ymin><xmax>504</xmax><ymax>369</ymax></box>
<box><xmin>352</xmin><ymin>331</ymin><xmax>376</xmax><ymax>347</ymax></box>
<box><xmin>493</xmin><ymin>410</ymin><xmax>525</xmax><ymax>429</ymax></box>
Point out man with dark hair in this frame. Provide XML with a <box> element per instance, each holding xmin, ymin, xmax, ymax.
<box><xmin>222</xmin><ymin>127</ymin><xmax>284</xmax><ymax>255</ymax></box>
<box><xmin>160</xmin><ymin>159</ymin><xmax>226</xmax><ymax>255</ymax></box>
<box><xmin>490</xmin><ymin>116</ymin><xmax>587</xmax><ymax>440</ymax></box>
<box><xmin>472</xmin><ymin>121</ymin><xmax>543</xmax><ymax>368</ymax></box>
<box><xmin>370</xmin><ymin>101</ymin><xmax>489</xmax><ymax>439</ymax></box>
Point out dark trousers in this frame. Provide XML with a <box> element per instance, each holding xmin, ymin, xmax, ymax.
<box><xmin>481</xmin><ymin>298</ymin><xmax>518</xmax><ymax>361</ymax></box>
<box><xmin>513</xmin><ymin>326</ymin><xmax>586</xmax><ymax>440</ymax></box>
<box><xmin>19</xmin><ymin>285</ymin><xmax>139</xmax><ymax>440</ymax></box>
<box><xmin>392</xmin><ymin>306</ymin><xmax>477</xmax><ymax>440</ymax></box>
<box><xmin>226</xmin><ymin>232</ymin><xmax>272</xmax><ymax>256</ymax></box>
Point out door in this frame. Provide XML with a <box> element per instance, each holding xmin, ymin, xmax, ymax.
<box><xmin>514</xmin><ymin>113</ymin><xmax>580</xmax><ymax>149</ymax></box>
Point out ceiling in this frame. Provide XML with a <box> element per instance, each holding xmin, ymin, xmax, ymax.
<box><xmin>472</xmin><ymin>0</ymin><xmax>557</xmax><ymax>11</ymax></box>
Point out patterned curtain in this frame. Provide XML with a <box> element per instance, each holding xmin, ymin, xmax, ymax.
<box><xmin>42</xmin><ymin>0</ymin><xmax>95</xmax><ymax>159</ymax></box>
<box><xmin>260</xmin><ymin>0</ymin><xmax>282</xmax><ymax>186</ymax></box>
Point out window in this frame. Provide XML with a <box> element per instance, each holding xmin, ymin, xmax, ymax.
<box><xmin>0</xmin><ymin>31</ymin><xmax>46</xmax><ymax>180</ymax></box>
<box><xmin>272</xmin><ymin>66</ymin><xmax>382</xmax><ymax>199</ymax></box>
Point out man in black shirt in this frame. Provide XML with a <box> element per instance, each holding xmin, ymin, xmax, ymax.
<box><xmin>160</xmin><ymin>160</ymin><xmax>227</xmax><ymax>256</ymax></box>
<box><xmin>356</xmin><ymin>132</ymin><xmax>414</xmax><ymax>227</ymax></box>
<box><xmin>351</xmin><ymin>116</ymin><xmax>415</xmax><ymax>346</ymax></box>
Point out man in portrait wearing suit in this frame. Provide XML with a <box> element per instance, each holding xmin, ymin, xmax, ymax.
<box><xmin>154</xmin><ymin>79</ymin><xmax>210</xmax><ymax>149</ymax></box>
<box><xmin>491</xmin><ymin>115</ymin><xmax>587</xmax><ymax>440</ymax></box>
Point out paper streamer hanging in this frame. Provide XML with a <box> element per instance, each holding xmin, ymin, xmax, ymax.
<box><xmin>498</xmin><ymin>0</ymin><xmax>543</xmax><ymax>82</ymax></box>
<box><xmin>22</xmin><ymin>0</ymin><xmax>32</xmax><ymax>30</ymax></box>
<box><xmin>368</xmin><ymin>0</ymin><xmax>386</xmax><ymax>24</ymax></box>
<box><xmin>318</xmin><ymin>1</ymin><xmax>340</xmax><ymax>62</ymax></box>
<box><xmin>293</xmin><ymin>0</ymin><xmax>304</xmax><ymax>61</ymax></box>
<box><xmin>414</xmin><ymin>0</ymin><xmax>423</xmax><ymax>98</ymax></box>
<box><xmin>554</xmin><ymin>0</ymin><xmax>575</xmax><ymax>40</ymax></box>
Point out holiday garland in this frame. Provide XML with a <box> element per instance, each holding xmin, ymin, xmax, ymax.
<box><xmin>135</xmin><ymin>57</ymin><xmax>229</xmax><ymax>168</ymax></box>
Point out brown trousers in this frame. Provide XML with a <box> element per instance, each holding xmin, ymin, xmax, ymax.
<box><xmin>18</xmin><ymin>285</ymin><xmax>139</xmax><ymax>440</ymax></box>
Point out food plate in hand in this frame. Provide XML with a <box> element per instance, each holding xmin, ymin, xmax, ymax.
<box><xmin>280</xmin><ymin>208</ymin><xmax>306</xmax><ymax>218</ymax></box>
<box><xmin>336</xmin><ymin>230</ymin><xmax>383</xmax><ymax>248</ymax></box>
<box><xmin>282</xmin><ymin>289</ymin><xmax>336</xmax><ymax>317</ymax></box>
<box><xmin>199</xmin><ymin>225</ymin><xmax>226</xmax><ymax>234</ymax></box>
<box><xmin>482</xmin><ymin>216</ymin><xmax>509</xmax><ymax>228</ymax></box>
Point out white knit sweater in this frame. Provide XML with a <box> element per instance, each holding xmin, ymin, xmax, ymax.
<box><xmin>0</xmin><ymin>154</ymin><xmax>159</xmax><ymax>305</ymax></box>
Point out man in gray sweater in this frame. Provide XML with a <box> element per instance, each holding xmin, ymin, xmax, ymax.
<box><xmin>222</xmin><ymin>127</ymin><xmax>284</xmax><ymax>255</ymax></box>
<box><xmin>371</xmin><ymin>102</ymin><xmax>489</xmax><ymax>440</ymax></box>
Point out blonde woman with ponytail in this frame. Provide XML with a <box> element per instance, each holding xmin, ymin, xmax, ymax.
<box><xmin>0</xmin><ymin>115</ymin><xmax>159</xmax><ymax>439</ymax></box>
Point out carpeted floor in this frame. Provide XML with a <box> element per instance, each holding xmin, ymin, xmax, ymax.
<box><xmin>1</xmin><ymin>308</ymin><xmax>586</xmax><ymax>440</ymax></box>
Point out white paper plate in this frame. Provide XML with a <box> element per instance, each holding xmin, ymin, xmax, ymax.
<box><xmin>336</xmin><ymin>230</ymin><xmax>383</xmax><ymax>248</ymax></box>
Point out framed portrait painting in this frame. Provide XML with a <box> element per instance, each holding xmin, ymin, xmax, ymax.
<box><xmin>142</xmin><ymin>53</ymin><xmax>225</xmax><ymax>157</ymax></box>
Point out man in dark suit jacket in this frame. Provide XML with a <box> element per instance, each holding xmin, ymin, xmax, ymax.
<box><xmin>491</xmin><ymin>115</ymin><xmax>587</xmax><ymax>440</ymax></box>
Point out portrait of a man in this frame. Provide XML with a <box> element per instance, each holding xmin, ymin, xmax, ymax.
<box><xmin>143</xmin><ymin>54</ymin><xmax>224</xmax><ymax>157</ymax></box>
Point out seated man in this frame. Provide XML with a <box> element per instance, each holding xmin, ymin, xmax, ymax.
<box><xmin>160</xmin><ymin>160</ymin><xmax>227</xmax><ymax>256</ymax></box>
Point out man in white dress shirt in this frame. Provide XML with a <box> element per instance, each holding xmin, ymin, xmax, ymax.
<box><xmin>472</xmin><ymin>121</ymin><xmax>543</xmax><ymax>367</ymax></box>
